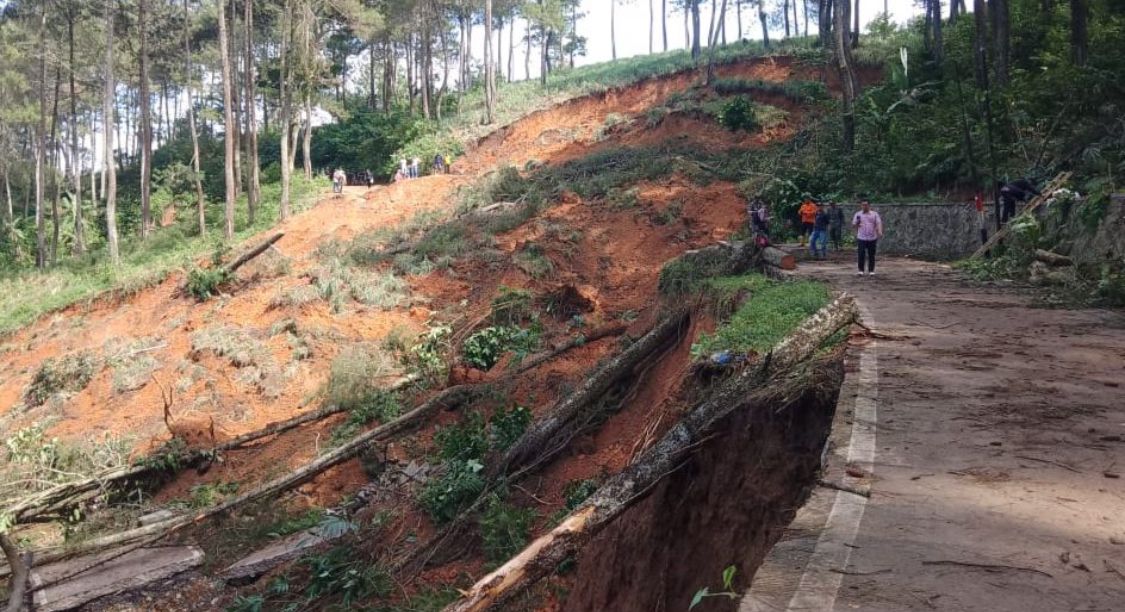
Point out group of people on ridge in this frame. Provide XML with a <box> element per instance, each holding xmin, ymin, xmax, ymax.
<box><xmin>749</xmin><ymin>194</ymin><xmax>884</xmax><ymax>276</ymax></box>
<box><xmin>394</xmin><ymin>153</ymin><xmax>452</xmax><ymax>182</ymax></box>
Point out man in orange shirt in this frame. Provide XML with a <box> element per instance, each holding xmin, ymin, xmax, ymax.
<box><xmin>798</xmin><ymin>197</ymin><xmax>819</xmax><ymax>247</ymax></box>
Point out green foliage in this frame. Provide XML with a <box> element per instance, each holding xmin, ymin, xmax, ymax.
<box><xmin>302</xmin><ymin>546</ymin><xmax>392</xmax><ymax>607</ymax></box>
<box><xmin>418</xmin><ymin>457</ymin><xmax>486</xmax><ymax>524</ymax></box>
<box><xmin>434</xmin><ymin>412</ymin><xmax>489</xmax><ymax>462</ymax></box>
<box><xmin>186</xmin><ymin>266</ymin><xmax>232</xmax><ymax>301</ymax></box>
<box><xmin>25</xmin><ymin>351</ymin><xmax>99</xmax><ymax>407</ymax></box>
<box><xmin>513</xmin><ymin>243</ymin><xmax>555</xmax><ymax>278</ymax></box>
<box><xmin>325</xmin><ymin>344</ymin><xmax>399</xmax><ymax>417</ymax></box>
<box><xmin>478</xmin><ymin>493</ymin><xmax>536</xmax><ymax>564</ymax></box>
<box><xmin>489</xmin><ymin>406</ymin><xmax>533</xmax><ymax>452</ymax></box>
<box><xmin>690</xmin><ymin>566</ymin><xmax>740</xmax><ymax>610</ymax></box>
<box><xmin>462</xmin><ymin>325</ymin><xmax>541</xmax><ymax>371</ymax></box>
<box><xmin>563</xmin><ymin>479</ymin><xmax>600</xmax><ymax>511</ymax></box>
<box><xmin>711</xmin><ymin>78</ymin><xmax>828</xmax><ymax>102</ymax></box>
<box><xmin>717</xmin><ymin>97</ymin><xmax>760</xmax><ymax>132</ymax></box>
<box><xmin>187</xmin><ymin>481</ymin><xmax>240</xmax><ymax>509</ymax></box>
<box><xmin>693</xmin><ymin>276</ymin><xmax>831</xmax><ymax>356</ymax></box>
<box><xmin>331</xmin><ymin>389</ymin><xmax>402</xmax><ymax>445</ymax></box>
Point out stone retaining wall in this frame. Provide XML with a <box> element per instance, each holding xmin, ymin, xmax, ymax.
<box><xmin>857</xmin><ymin>202</ymin><xmax>983</xmax><ymax>260</ymax></box>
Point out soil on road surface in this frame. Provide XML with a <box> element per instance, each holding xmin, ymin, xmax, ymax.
<box><xmin>748</xmin><ymin>256</ymin><xmax>1125</xmax><ymax>612</ymax></box>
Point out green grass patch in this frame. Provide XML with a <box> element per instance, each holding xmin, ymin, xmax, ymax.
<box><xmin>693</xmin><ymin>275</ymin><xmax>830</xmax><ymax>356</ymax></box>
<box><xmin>24</xmin><ymin>350</ymin><xmax>100</xmax><ymax>407</ymax></box>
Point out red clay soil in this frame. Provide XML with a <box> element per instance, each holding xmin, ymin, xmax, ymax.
<box><xmin>1</xmin><ymin>54</ymin><xmax>851</xmax><ymax>608</ymax></box>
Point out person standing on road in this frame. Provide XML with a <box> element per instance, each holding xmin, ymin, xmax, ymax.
<box><xmin>332</xmin><ymin>168</ymin><xmax>347</xmax><ymax>194</ymax></box>
<box><xmin>399</xmin><ymin>158</ymin><xmax>409</xmax><ymax>179</ymax></box>
<box><xmin>810</xmin><ymin>206</ymin><xmax>830</xmax><ymax>259</ymax></box>
<box><xmin>444</xmin><ymin>153</ymin><xmax>452</xmax><ymax>173</ymax></box>
<box><xmin>798</xmin><ymin>196</ymin><xmax>819</xmax><ymax>247</ymax></box>
<box><xmin>828</xmin><ymin>201</ymin><xmax>845</xmax><ymax>251</ymax></box>
<box><xmin>852</xmin><ymin>199</ymin><xmax>884</xmax><ymax>276</ymax></box>
<box><xmin>410</xmin><ymin>157</ymin><xmax>421</xmax><ymax>179</ymax></box>
<box><xmin>433</xmin><ymin>153</ymin><xmax>445</xmax><ymax>174</ymax></box>
<box><xmin>998</xmin><ymin>177</ymin><xmax>1041</xmax><ymax>224</ymax></box>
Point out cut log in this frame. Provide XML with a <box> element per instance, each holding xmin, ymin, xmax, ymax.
<box><xmin>1034</xmin><ymin>249</ymin><xmax>1073</xmax><ymax>267</ymax></box>
<box><xmin>445</xmin><ymin>353</ymin><xmax>848</xmax><ymax>612</ymax></box>
<box><xmin>761</xmin><ymin>246</ymin><xmax>796</xmax><ymax>270</ymax></box>
<box><xmin>223</xmin><ymin>232</ymin><xmax>284</xmax><ymax>274</ymax></box>
<box><xmin>3</xmin><ymin>385</ymin><xmax>484</xmax><ymax>575</ymax></box>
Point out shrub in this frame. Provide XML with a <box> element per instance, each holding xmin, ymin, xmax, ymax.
<box><xmin>693</xmin><ymin>277</ymin><xmax>830</xmax><ymax>356</ymax></box>
<box><xmin>302</xmin><ymin>546</ymin><xmax>392</xmax><ymax>606</ymax></box>
<box><xmin>434</xmin><ymin>412</ymin><xmax>489</xmax><ymax>462</ymax></box>
<box><xmin>186</xmin><ymin>266</ymin><xmax>231</xmax><ymax>301</ymax></box>
<box><xmin>478</xmin><ymin>493</ymin><xmax>536</xmax><ymax>564</ymax></box>
<box><xmin>513</xmin><ymin>243</ymin><xmax>554</xmax><ymax>278</ymax></box>
<box><xmin>563</xmin><ymin>478</ymin><xmax>600</xmax><ymax>510</ymax></box>
<box><xmin>489</xmin><ymin>405</ymin><xmax>532</xmax><ymax>452</ymax></box>
<box><xmin>490</xmin><ymin>286</ymin><xmax>535</xmax><ymax>325</ymax></box>
<box><xmin>325</xmin><ymin>344</ymin><xmax>399</xmax><ymax>411</ymax></box>
<box><xmin>717</xmin><ymin>96</ymin><xmax>760</xmax><ymax>132</ymax></box>
<box><xmin>331</xmin><ymin>389</ymin><xmax>402</xmax><ymax>445</ymax></box>
<box><xmin>25</xmin><ymin>351</ymin><xmax>99</xmax><ymax>406</ymax></box>
<box><xmin>462</xmin><ymin>325</ymin><xmax>540</xmax><ymax>371</ymax></box>
<box><xmin>419</xmin><ymin>458</ymin><xmax>486</xmax><ymax>523</ymax></box>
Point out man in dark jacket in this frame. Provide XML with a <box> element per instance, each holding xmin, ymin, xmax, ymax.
<box><xmin>999</xmin><ymin>178</ymin><xmax>1041</xmax><ymax>223</ymax></box>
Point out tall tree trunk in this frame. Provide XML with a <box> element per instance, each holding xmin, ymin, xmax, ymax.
<box><xmin>367</xmin><ymin>38</ymin><xmax>377</xmax><ymax>108</ymax></box>
<box><xmin>229</xmin><ymin>2</ymin><xmax>243</xmax><ymax>196</ymax></box>
<box><xmin>707</xmin><ymin>0</ymin><xmax>717</xmax><ymax>48</ymax></box>
<box><xmin>691</xmin><ymin>0</ymin><xmax>702</xmax><ymax>59</ymax></box>
<box><xmin>383</xmin><ymin>35</ymin><xmax>394</xmax><ymax>113</ymax></box>
<box><xmin>302</xmin><ymin>94</ymin><xmax>312</xmax><ymax>179</ymax></box>
<box><xmin>497</xmin><ymin>17</ymin><xmax>504</xmax><ymax>82</ymax></box>
<box><xmin>758</xmin><ymin>0</ymin><xmax>770</xmax><ymax>48</ymax></box>
<box><xmin>784</xmin><ymin>0</ymin><xmax>791</xmax><ymax>37</ymax></box>
<box><xmin>706</xmin><ymin>0</ymin><xmax>729</xmax><ymax>84</ymax></box>
<box><xmin>852</xmin><ymin>0</ymin><xmax>860</xmax><ymax>47</ymax></box>
<box><xmin>951</xmin><ymin>0</ymin><xmax>960</xmax><ymax>22</ymax></box>
<box><xmin>485</xmin><ymin>0</ymin><xmax>496</xmax><ymax>124</ymax></box>
<box><xmin>218</xmin><ymin>0</ymin><xmax>237</xmax><ymax>240</ymax></box>
<box><xmin>183</xmin><ymin>0</ymin><xmax>206</xmax><ymax>237</ymax></box>
<box><xmin>649</xmin><ymin>0</ymin><xmax>654</xmax><ymax>54</ymax></box>
<box><xmin>509</xmin><ymin>16</ymin><xmax>516</xmax><ymax>81</ymax></box>
<box><xmin>834</xmin><ymin>0</ymin><xmax>858</xmax><ymax>151</ymax></box>
<box><xmin>818</xmin><ymin>0</ymin><xmax>832</xmax><ymax>47</ymax></box>
<box><xmin>793</xmin><ymin>0</ymin><xmax>800</xmax><ymax>37</ymax></box>
<box><xmin>138</xmin><ymin>0</ymin><xmax>153</xmax><ymax>239</ymax></box>
<box><xmin>244</xmin><ymin>0</ymin><xmax>260</xmax><ymax>225</ymax></box>
<box><xmin>973</xmin><ymin>0</ymin><xmax>989</xmax><ymax>88</ymax></box>
<box><xmin>931</xmin><ymin>0</ymin><xmax>944</xmax><ymax>62</ymax></box>
<box><xmin>663</xmin><ymin>0</ymin><xmax>669</xmax><ymax>50</ymax></box>
<box><xmin>50</xmin><ymin>66</ymin><xmax>62</xmax><ymax>265</ymax></box>
<box><xmin>67</xmin><ymin>8</ymin><xmax>84</xmax><ymax>255</ymax></box>
<box><xmin>684</xmin><ymin>3</ymin><xmax>690</xmax><ymax>49</ymax></box>
<box><xmin>524</xmin><ymin>18</ymin><xmax>531</xmax><ymax>81</ymax></box>
<box><xmin>991</xmin><ymin>0</ymin><xmax>1010</xmax><ymax>86</ymax></box>
<box><xmin>1070</xmin><ymin>0</ymin><xmax>1087</xmax><ymax>67</ymax></box>
<box><xmin>103</xmin><ymin>0</ymin><xmax>119</xmax><ymax>263</ymax></box>
<box><xmin>804</xmin><ymin>0</ymin><xmax>809</xmax><ymax>35</ymax></box>
<box><xmin>611</xmin><ymin>1</ymin><xmax>617</xmax><ymax>60</ymax></box>
<box><xmin>35</xmin><ymin>4</ymin><xmax>47</xmax><ymax>269</ymax></box>
<box><xmin>737</xmin><ymin>0</ymin><xmax>743</xmax><ymax>39</ymax></box>
<box><xmin>539</xmin><ymin>26</ymin><xmax>548</xmax><ymax>86</ymax></box>
<box><xmin>279</xmin><ymin>0</ymin><xmax>292</xmax><ymax>220</ymax></box>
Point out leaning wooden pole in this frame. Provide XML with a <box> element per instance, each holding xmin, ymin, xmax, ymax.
<box><xmin>445</xmin><ymin>295</ymin><xmax>857</xmax><ymax>612</ymax></box>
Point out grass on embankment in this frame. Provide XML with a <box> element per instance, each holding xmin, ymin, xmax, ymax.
<box><xmin>693</xmin><ymin>274</ymin><xmax>831</xmax><ymax>357</ymax></box>
<box><xmin>0</xmin><ymin>176</ymin><xmax>325</xmax><ymax>335</ymax></box>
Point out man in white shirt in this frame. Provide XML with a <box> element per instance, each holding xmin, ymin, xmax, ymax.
<box><xmin>852</xmin><ymin>199</ymin><xmax>884</xmax><ymax>276</ymax></box>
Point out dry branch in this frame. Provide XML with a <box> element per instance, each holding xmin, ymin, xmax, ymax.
<box><xmin>510</xmin><ymin>323</ymin><xmax>628</xmax><ymax>376</ymax></box>
<box><xmin>444</xmin><ymin>296</ymin><xmax>857</xmax><ymax>611</ymax></box>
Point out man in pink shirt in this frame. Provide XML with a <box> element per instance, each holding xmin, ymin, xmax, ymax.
<box><xmin>852</xmin><ymin>199</ymin><xmax>884</xmax><ymax>276</ymax></box>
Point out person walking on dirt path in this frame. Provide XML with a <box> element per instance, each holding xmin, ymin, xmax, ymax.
<box><xmin>810</xmin><ymin>206</ymin><xmax>830</xmax><ymax>259</ymax></box>
<box><xmin>433</xmin><ymin>153</ymin><xmax>445</xmax><ymax>174</ymax></box>
<box><xmin>443</xmin><ymin>153</ymin><xmax>452</xmax><ymax>174</ymax></box>
<box><xmin>332</xmin><ymin>168</ymin><xmax>346</xmax><ymax>194</ymax></box>
<box><xmin>798</xmin><ymin>196</ymin><xmax>819</xmax><ymax>247</ymax></box>
<box><xmin>827</xmin><ymin>201</ymin><xmax>845</xmax><ymax>251</ymax></box>
<box><xmin>411</xmin><ymin>157</ymin><xmax>421</xmax><ymax>179</ymax></box>
<box><xmin>749</xmin><ymin>198</ymin><xmax>770</xmax><ymax>236</ymax></box>
<box><xmin>399</xmin><ymin>158</ymin><xmax>409</xmax><ymax>179</ymax></box>
<box><xmin>853</xmin><ymin>199</ymin><xmax>884</xmax><ymax>276</ymax></box>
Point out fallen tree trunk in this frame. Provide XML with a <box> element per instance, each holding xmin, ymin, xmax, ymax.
<box><xmin>1034</xmin><ymin>249</ymin><xmax>1073</xmax><ymax>267</ymax></box>
<box><xmin>509</xmin><ymin>323</ymin><xmax>628</xmax><ymax>376</ymax></box>
<box><xmin>2</xmin><ymin>385</ymin><xmax>484</xmax><ymax>574</ymax></box>
<box><xmin>1</xmin><ymin>533</ymin><xmax>30</xmax><ymax>612</ymax></box>
<box><xmin>761</xmin><ymin>246</ymin><xmax>796</xmax><ymax>270</ymax></box>
<box><xmin>445</xmin><ymin>343</ymin><xmax>848</xmax><ymax>611</ymax></box>
<box><xmin>489</xmin><ymin>308</ymin><xmax>690</xmax><ymax>480</ymax></box>
<box><xmin>224</xmin><ymin>232</ymin><xmax>284</xmax><ymax>274</ymax></box>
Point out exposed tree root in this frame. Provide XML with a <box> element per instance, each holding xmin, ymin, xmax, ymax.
<box><xmin>1</xmin><ymin>533</ymin><xmax>31</xmax><ymax>612</ymax></box>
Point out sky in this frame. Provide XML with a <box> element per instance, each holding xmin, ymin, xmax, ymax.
<box><xmin>572</xmin><ymin>0</ymin><xmax>923</xmax><ymax>67</ymax></box>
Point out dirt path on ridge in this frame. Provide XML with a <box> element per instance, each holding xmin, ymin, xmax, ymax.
<box><xmin>749</xmin><ymin>256</ymin><xmax>1125</xmax><ymax>611</ymax></box>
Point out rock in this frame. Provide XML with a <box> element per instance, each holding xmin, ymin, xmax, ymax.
<box><xmin>30</xmin><ymin>546</ymin><xmax>203</xmax><ymax>612</ymax></box>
